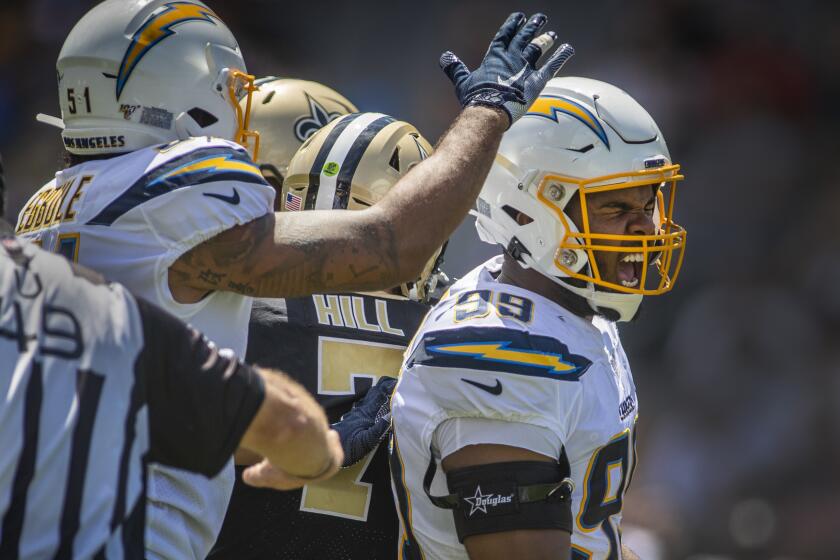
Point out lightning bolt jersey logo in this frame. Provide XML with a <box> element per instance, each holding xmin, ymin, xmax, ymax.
<box><xmin>116</xmin><ymin>2</ymin><xmax>219</xmax><ymax>99</ymax></box>
<box><xmin>408</xmin><ymin>327</ymin><xmax>592</xmax><ymax>381</ymax></box>
<box><xmin>429</xmin><ymin>341</ymin><xmax>580</xmax><ymax>374</ymax></box>
<box><xmin>148</xmin><ymin>155</ymin><xmax>262</xmax><ymax>188</ymax></box>
<box><xmin>88</xmin><ymin>146</ymin><xmax>267</xmax><ymax>226</ymax></box>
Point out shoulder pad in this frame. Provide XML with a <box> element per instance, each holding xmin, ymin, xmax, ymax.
<box><xmin>407</xmin><ymin>326</ymin><xmax>592</xmax><ymax>382</ymax></box>
<box><xmin>87</xmin><ymin>142</ymin><xmax>266</xmax><ymax>226</ymax></box>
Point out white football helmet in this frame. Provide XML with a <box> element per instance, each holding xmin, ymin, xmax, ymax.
<box><xmin>475</xmin><ymin>77</ymin><xmax>686</xmax><ymax>321</ymax></box>
<box><xmin>46</xmin><ymin>0</ymin><xmax>259</xmax><ymax>156</ymax></box>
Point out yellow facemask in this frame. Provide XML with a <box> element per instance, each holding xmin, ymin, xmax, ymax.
<box><xmin>229</xmin><ymin>70</ymin><xmax>260</xmax><ymax>161</ymax></box>
<box><xmin>537</xmin><ymin>164</ymin><xmax>686</xmax><ymax>295</ymax></box>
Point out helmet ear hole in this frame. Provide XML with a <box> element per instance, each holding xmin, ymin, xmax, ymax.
<box><xmin>389</xmin><ymin>147</ymin><xmax>400</xmax><ymax>171</ymax></box>
<box><xmin>187</xmin><ymin>107</ymin><xmax>219</xmax><ymax>128</ymax></box>
<box><xmin>261</xmin><ymin>90</ymin><xmax>276</xmax><ymax>105</ymax></box>
<box><xmin>501</xmin><ymin>205</ymin><xmax>534</xmax><ymax>225</ymax></box>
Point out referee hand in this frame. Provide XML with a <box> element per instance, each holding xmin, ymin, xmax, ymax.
<box><xmin>242</xmin><ymin>429</ymin><xmax>343</xmax><ymax>490</ymax></box>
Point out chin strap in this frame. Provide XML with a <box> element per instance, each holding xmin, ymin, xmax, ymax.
<box><xmin>586</xmin><ymin>289</ymin><xmax>642</xmax><ymax>322</ymax></box>
<box><xmin>506</xmin><ymin>236</ymin><xmax>531</xmax><ymax>263</ymax></box>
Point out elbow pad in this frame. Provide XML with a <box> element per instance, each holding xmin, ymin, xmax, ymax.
<box><xmin>424</xmin><ymin>459</ymin><xmax>574</xmax><ymax>543</ymax></box>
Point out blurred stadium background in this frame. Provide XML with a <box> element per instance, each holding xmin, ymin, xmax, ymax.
<box><xmin>1</xmin><ymin>0</ymin><xmax>837</xmax><ymax>558</ymax></box>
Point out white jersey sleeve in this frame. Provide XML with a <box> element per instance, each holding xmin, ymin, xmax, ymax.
<box><xmin>433</xmin><ymin>417</ymin><xmax>561</xmax><ymax>461</ymax></box>
<box><xmin>80</xmin><ymin>138</ymin><xmax>274</xmax><ymax>309</ymax></box>
<box><xmin>400</xmin><ymin>291</ymin><xmax>592</xmax><ymax>445</ymax></box>
<box><xmin>96</xmin><ymin>140</ymin><xmax>271</xmax><ymax>251</ymax></box>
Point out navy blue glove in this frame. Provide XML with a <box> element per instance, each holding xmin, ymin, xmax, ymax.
<box><xmin>440</xmin><ymin>12</ymin><xmax>574</xmax><ymax>127</ymax></box>
<box><xmin>332</xmin><ymin>376</ymin><xmax>398</xmax><ymax>468</ymax></box>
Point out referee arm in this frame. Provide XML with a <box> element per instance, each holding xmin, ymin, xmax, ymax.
<box><xmin>137</xmin><ymin>298</ymin><xmax>342</xmax><ymax>488</ymax></box>
<box><xmin>238</xmin><ymin>371</ymin><xmax>343</xmax><ymax>489</ymax></box>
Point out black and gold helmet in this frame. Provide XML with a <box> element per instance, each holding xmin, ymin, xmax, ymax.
<box><xmin>243</xmin><ymin>78</ymin><xmax>357</xmax><ymax>202</ymax></box>
<box><xmin>284</xmin><ymin>112</ymin><xmax>446</xmax><ymax>302</ymax></box>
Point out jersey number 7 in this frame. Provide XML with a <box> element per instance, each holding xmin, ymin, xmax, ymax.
<box><xmin>300</xmin><ymin>337</ymin><xmax>405</xmax><ymax>520</ymax></box>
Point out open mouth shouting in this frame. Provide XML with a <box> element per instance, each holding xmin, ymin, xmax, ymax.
<box><xmin>616</xmin><ymin>252</ymin><xmax>644</xmax><ymax>288</ymax></box>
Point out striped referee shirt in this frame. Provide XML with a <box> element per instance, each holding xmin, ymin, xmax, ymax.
<box><xmin>0</xmin><ymin>236</ymin><xmax>265</xmax><ymax>559</ymax></box>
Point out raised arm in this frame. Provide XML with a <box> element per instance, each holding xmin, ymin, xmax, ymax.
<box><xmin>169</xmin><ymin>13</ymin><xmax>574</xmax><ymax>301</ymax></box>
<box><xmin>169</xmin><ymin>106</ymin><xmax>504</xmax><ymax>299</ymax></box>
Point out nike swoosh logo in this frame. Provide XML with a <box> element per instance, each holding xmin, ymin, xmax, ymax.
<box><xmin>461</xmin><ymin>378</ymin><xmax>503</xmax><ymax>396</ymax></box>
<box><xmin>497</xmin><ymin>65</ymin><xmax>527</xmax><ymax>87</ymax></box>
<box><xmin>203</xmin><ymin>188</ymin><xmax>240</xmax><ymax>205</ymax></box>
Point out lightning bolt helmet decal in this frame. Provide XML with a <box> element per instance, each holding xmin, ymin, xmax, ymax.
<box><xmin>526</xmin><ymin>94</ymin><xmax>611</xmax><ymax>149</ymax></box>
<box><xmin>116</xmin><ymin>2</ymin><xmax>219</xmax><ymax>100</ymax></box>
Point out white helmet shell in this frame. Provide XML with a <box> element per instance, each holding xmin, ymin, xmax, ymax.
<box><xmin>54</xmin><ymin>0</ymin><xmax>249</xmax><ymax>155</ymax></box>
<box><xmin>475</xmin><ymin>77</ymin><xmax>686</xmax><ymax>322</ymax></box>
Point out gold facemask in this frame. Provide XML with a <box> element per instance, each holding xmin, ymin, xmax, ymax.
<box><xmin>537</xmin><ymin>164</ymin><xmax>686</xmax><ymax>295</ymax></box>
<box><xmin>229</xmin><ymin>70</ymin><xmax>260</xmax><ymax>160</ymax></box>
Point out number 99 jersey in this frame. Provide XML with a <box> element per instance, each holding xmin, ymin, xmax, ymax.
<box><xmin>390</xmin><ymin>256</ymin><xmax>639</xmax><ymax>560</ymax></box>
<box><xmin>210</xmin><ymin>292</ymin><xmax>429</xmax><ymax>560</ymax></box>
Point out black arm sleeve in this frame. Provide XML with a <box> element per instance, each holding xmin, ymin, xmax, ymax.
<box><xmin>135</xmin><ymin>298</ymin><xmax>265</xmax><ymax>477</ymax></box>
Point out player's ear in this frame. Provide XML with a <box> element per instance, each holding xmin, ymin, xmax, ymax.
<box><xmin>515</xmin><ymin>211</ymin><xmax>533</xmax><ymax>226</ymax></box>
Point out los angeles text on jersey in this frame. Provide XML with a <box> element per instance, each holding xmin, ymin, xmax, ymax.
<box><xmin>63</xmin><ymin>135</ymin><xmax>126</xmax><ymax>151</ymax></box>
<box><xmin>16</xmin><ymin>175</ymin><xmax>92</xmax><ymax>234</ymax></box>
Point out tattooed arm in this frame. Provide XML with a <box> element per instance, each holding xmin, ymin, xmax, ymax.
<box><xmin>168</xmin><ymin>105</ymin><xmax>507</xmax><ymax>302</ymax></box>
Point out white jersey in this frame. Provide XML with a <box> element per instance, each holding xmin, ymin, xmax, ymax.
<box><xmin>15</xmin><ymin>137</ymin><xmax>275</xmax><ymax>559</ymax></box>
<box><xmin>391</xmin><ymin>257</ymin><xmax>639</xmax><ymax>560</ymax></box>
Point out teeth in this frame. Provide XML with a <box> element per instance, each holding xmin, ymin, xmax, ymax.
<box><xmin>621</xmin><ymin>279</ymin><xmax>640</xmax><ymax>288</ymax></box>
<box><xmin>621</xmin><ymin>253</ymin><xmax>644</xmax><ymax>263</ymax></box>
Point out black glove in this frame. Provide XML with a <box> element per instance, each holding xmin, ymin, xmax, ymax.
<box><xmin>440</xmin><ymin>12</ymin><xmax>574</xmax><ymax>127</ymax></box>
<box><xmin>332</xmin><ymin>376</ymin><xmax>398</xmax><ymax>468</ymax></box>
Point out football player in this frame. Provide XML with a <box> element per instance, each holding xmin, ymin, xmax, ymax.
<box><xmin>15</xmin><ymin>1</ymin><xmax>573</xmax><ymax>556</ymax></box>
<box><xmin>390</xmin><ymin>77</ymin><xmax>687</xmax><ymax>559</ymax></box>
<box><xmin>210</xmin><ymin>112</ymin><xmax>442</xmax><ymax>559</ymax></box>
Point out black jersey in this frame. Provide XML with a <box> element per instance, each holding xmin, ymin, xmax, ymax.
<box><xmin>211</xmin><ymin>293</ymin><xmax>428</xmax><ymax>560</ymax></box>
